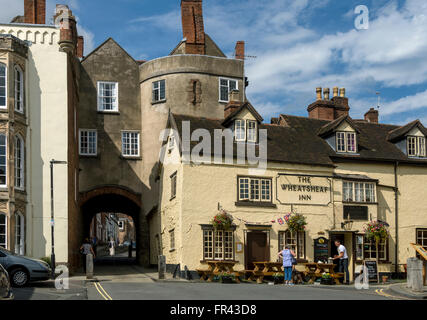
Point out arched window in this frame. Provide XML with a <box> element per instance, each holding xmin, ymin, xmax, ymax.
<box><xmin>15</xmin><ymin>212</ymin><xmax>24</xmax><ymax>255</ymax></box>
<box><xmin>14</xmin><ymin>66</ymin><xmax>24</xmax><ymax>113</ymax></box>
<box><xmin>0</xmin><ymin>63</ymin><xmax>6</xmax><ymax>109</ymax></box>
<box><xmin>15</xmin><ymin>135</ymin><xmax>24</xmax><ymax>190</ymax></box>
<box><xmin>0</xmin><ymin>213</ymin><xmax>6</xmax><ymax>249</ymax></box>
<box><xmin>0</xmin><ymin>134</ymin><xmax>6</xmax><ymax>187</ymax></box>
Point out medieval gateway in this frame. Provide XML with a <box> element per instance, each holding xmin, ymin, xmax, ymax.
<box><xmin>0</xmin><ymin>0</ymin><xmax>426</xmax><ymax>282</ymax></box>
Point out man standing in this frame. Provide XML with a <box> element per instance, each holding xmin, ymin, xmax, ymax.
<box><xmin>334</xmin><ymin>240</ymin><xmax>350</xmax><ymax>284</ymax></box>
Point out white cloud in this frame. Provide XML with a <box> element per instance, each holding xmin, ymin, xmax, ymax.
<box><xmin>381</xmin><ymin>90</ymin><xmax>427</xmax><ymax>116</ymax></box>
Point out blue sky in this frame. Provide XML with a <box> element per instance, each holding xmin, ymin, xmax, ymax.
<box><xmin>1</xmin><ymin>0</ymin><xmax>427</xmax><ymax>125</ymax></box>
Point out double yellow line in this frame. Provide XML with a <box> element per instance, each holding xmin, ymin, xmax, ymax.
<box><xmin>94</xmin><ymin>281</ymin><xmax>113</xmax><ymax>301</ymax></box>
<box><xmin>375</xmin><ymin>288</ymin><xmax>410</xmax><ymax>300</ymax></box>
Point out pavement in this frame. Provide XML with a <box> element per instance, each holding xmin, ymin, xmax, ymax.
<box><xmin>388</xmin><ymin>283</ymin><xmax>427</xmax><ymax>300</ymax></box>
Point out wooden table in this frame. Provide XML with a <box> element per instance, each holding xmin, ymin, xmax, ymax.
<box><xmin>197</xmin><ymin>261</ymin><xmax>241</xmax><ymax>283</ymax></box>
<box><xmin>248</xmin><ymin>262</ymin><xmax>284</xmax><ymax>284</ymax></box>
<box><xmin>303</xmin><ymin>263</ymin><xmax>344</xmax><ymax>285</ymax></box>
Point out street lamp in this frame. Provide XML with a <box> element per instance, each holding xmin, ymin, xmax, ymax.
<box><xmin>50</xmin><ymin>159</ymin><xmax>67</xmax><ymax>279</ymax></box>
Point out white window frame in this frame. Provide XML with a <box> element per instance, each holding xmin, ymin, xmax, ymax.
<box><xmin>14</xmin><ymin>212</ymin><xmax>24</xmax><ymax>255</ymax></box>
<box><xmin>203</xmin><ymin>229</ymin><xmax>234</xmax><ymax>261</ymax></box>
<box><xmin>336</xmin><ymin>131</ymin><xmax>357</xmax><ymax>153</ymax></box>
<box><xmin>247</xmin><ymin>120</ymin><xmax>257</xmax><ymax>143</ymax></box>
<box><xmin>152</xmin><ymin>80</ymin><xmax>166</xmax><ymax>103</ymax></box>
<box><xmin>363</xmin><ymin>236</ymin><xmax>388</xmax><ymax>261</ymax></box>
<box><xmin>407</xmin><ymin>136</ymin><xmax>426</xmax><ymax>157</ymax></box>
<box><xmin>14</xmin><ymin>135</ymin><xmax>24</xmax><ymax>190</ymax></box>
<box><xmin>0</xmin><ymin>63</ymin><xmax>6</xmax><ymax>109</ymax></box>
<box><xmin>235</xmin><ymin>120</ymin><xmax>246</xmax><ymax>142</ymax></box>
<box><xmin>79</xmin><ymin>129</ymin><xmax>98</xmax><ymax>156</ymax></box>
<box><xmin>219</xmin><ymin>77</ymin><xmax>238</xmax><ymax>102</ymax></box>
<box><xmin>121</xmin><ymin>131</ymin><xmax>140</xmax><ymax>157</ymax></box>
<box><xmin>0</xmin><ymin>212</ymin><xmax>7</xmax><ymax>249</ymax></box>
<box><xmin>0</xmin><ymin>134</ymin><xmax>7</xmax><ymax>188</ymax></box>
<box><xmin>97</xmin><ymin>81</ymin><xmax>119</xmax><ymax>112</ymax></box>
<box><xmin>14</xmin><ymin>66</ymin><xmax>24</xmax><ymax>113</ymax></box>
<box><xmin>342</xmin><ymin>181</ymin><xmax>376</xmax><ymax>203</ymax></box>
<box><xmin>279</xmin><ymin>231</ymin><xmax>305</xmax><ymax>260</ymax></box>
<box><xmin>239</xmin><ymin>177</ymin><xmax>272</xmax><ymax>202</ymax></box>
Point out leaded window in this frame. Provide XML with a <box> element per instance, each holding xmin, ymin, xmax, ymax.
<box><xmin>239</xmin><ymin>177</ymin><xmax>272</xmax><ymax>202</ymax></box>
<box><xmin>203</xmin><ymin>229</ymin><xmax>234</xmax><ymax>261</ymax></box>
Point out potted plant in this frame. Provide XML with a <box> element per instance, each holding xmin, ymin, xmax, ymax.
<box><xmin>382</xmin><ymin>275</ymin><xmax>389</xmax><ymax>284</ymax></box>
<box><xmin>364</xmin><ymin>220</ymin><xmax>389</xmax><ymax>284</ymax></box>
<box><xmin>286</xmin><ymin>213</ymin><xmax>307</xmax><ymax>233</ymax></box>
<box><xmin>219</xmin><ymin>272</ymin><xmax>236</xmax><ymax>284</ymax></box>
<box><xmin>211</xmin><ymin>210</ymin><xmax>233</xmax><ymax>230</ymax></box>
<box><xmin>320</xmin><ymin>273</ymin><xmax>334</xmax><ymax>285</ymax></box>
<box><xmin>273</xmin><ymin>273</ymin><xmax>284</xmax><ymax>285</ymax></box>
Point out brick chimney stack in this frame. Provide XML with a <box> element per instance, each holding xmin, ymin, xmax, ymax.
<box><xmin>364</xmin><ymin>108</ymin><xmax>379</xmax><ymax>123</ymax></box>
<box><xmin>235</xmin><ymin>41</ymin><xmax>245</xmax><ymax>60</ymax></box>
<box><xmin>24</xmin><ymin>0</ymin><xmax>46</xmax><ymax>24</ymax></box>
<box><xmin>77</xmin><ymin>36</ymin><xmax>84</xmax><ymax>59</ymax></box>
<box><xmin>308</xmin><ymin>87</ymin><xmax>350</xmax><ymax>121</ymax></box>
<box><xmin>181</xmin><ymin>0</ymin><xmax>206</xmax><ymax>55</ymax></box>
<box><xmin>224</xmin><ymin>90</ymin><xmax>242</xmax><ymax>118</ymax></box>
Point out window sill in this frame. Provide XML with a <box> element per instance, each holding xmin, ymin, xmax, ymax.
<box><xmin>97</xmin><ymin>111</ymin><xmax>120</xmax><ymax>115</ymax></box>
<box><xmin>356</xmin><ymin>260</ymin><xmax>391</xmax><ymax>265</ymax></box>
<box><xmin>343</xmin><ymin>201</ymin><xmax>378</xmax><ymax>205</ymax></box>
<box><xmin>120</xmin><ymin>156</ymin><xmax>142</xmax><ymax>161</ymax></box>
<box><xmin>80</xmin><ymin>154</ymin><xmax>99</xmax><ymax>159</ymax></box>
<box><xmin>235</xmin><ymin>201</ymin><xmax>277</xmax><ymax>208</ymax></box>
<box><xmin>14</xmin><ymin>188</ymin><xmax>26</xmax><ymax>194</ymax></box>
<box><xmin>152</xmin><ymin>100</ymin><xmax>167</xmax><ymax>105</ymax></box>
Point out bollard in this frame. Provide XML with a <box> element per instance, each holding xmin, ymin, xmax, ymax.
<box><xmin>86</xmin><ymin>254</ymin><xmax>94</xmax><ymax>279</ymax></box>
<box><xmin>158</xmin><ymin>255</ymin><xmax>166</xmax><ymax>280</ymax></box>
<box><xmin>407</xmin><ymin>257</ymin><xmax>423</xmax><ymax>292</ymax></box>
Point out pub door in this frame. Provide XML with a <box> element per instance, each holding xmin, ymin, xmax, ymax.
<box><xmin>246</xmin><ymin>231</ymin><xmax>269</xmax><ymax>270</ymax></box>
<box><xmin>330</xmin><ymin>234</ymin><xmax>345</xmax><ymax>273</ymax></box>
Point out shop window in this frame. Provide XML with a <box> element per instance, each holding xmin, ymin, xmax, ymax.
<box><xmin>336</xmin><ymin>132</ymin><xmax>357</xmax><ymax>153</ymax></box>
<box><xmin>97</xmin><ymin>81</ymin><xmax>118</xmax><ymax>112</ymax></box>
<box><xmin>203</xmin><ymin>229</ymin><xmax>234</xmax><ymax>261</ymax></box>
<box><xmin>356</xmin><ymin>234</ymin><xmax>388</xmax><ymax>261</ymax></box>
<box><xmin>343</xmin><ymin>181</ymin><xmax>376</xmax><ymax>203</ymax></box>
<box><xmin>279</xmin><ymin>231</ymin><xmax>305</xmax><ymax>260</ymax></box>
<box><xmin>238</xmin><ymin>177</ymin><xmax>272</xmax><ymax>203</ymax></box>
<box><xmin>0</xmin><ymin>213</ymin><xmax>6</xmax><ymax>249</ymax></box>
<box><xmin>152</xmin><ymin>80</ymin><xmax>166</xmax><ymax>103</ymax></box>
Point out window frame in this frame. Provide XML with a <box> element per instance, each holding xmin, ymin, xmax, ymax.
<box><xmin>0</xmin><ymin>134</ymin><xmax>7</xmax><ymax>188</ymax></box>
<box><xmin>278</xmin><ymin>230</ymin><xmax>306</xmax><ymax>261</ymax></box>
<box><xmin>14</xmin><ymin>65</ymin><xmax>24</xmax><ymax>113</ymax></box>
<box><xmin>234</xmin><ymin>119</ymin><xmax>246</xmax><ymax>142</ymax></box>
<box><xmin>407</xmin><ymin>136</ymin><xmax>426</xmax><ymax>158</ymax></box>
<box><xmin>0</xmin><ymin>63</ymin><xmax>6</xmax><ymax>109</ymax></box>
<box><xmin>169</xmin><ymin>229</ymin><xmax>175</xmax><ymax>251</ymax></box>
<box><xmin>416</xmin><ymin>228</ymin><xmax>427</xmax><ymax>248</ymax></box>
<box><xmin>79</xmin><ymin>129</ymin><xmax>98</xmax><ymax>156</ymax></box>
<box><xmin>14</xmin><ymin>212</ymin><xmax>24</xmax><ymax>255</ymax></box>
<box><xmin>342</xmin><ymin>181</ymin><xmax>376</xmax><ymax>203</ymax></box>
<box><xmin>14</xmin><ymin>135</ymin><xmax>24</xmax><ymax>190</ymax></box>
<box><xmin>0</xmin><ymin>212</ymin><xmax>7</xmax><ymax>249</ymax></box>
<box><xmin>121</xmin><ymin>131</ymin><xmax>140</xmax><ymax>158</ymax></box>
<box><xmin>247</xmin><ymin>120</ymin><xmax>257</xmax><ymax>143</ymax></box>
<box><xmin>170</xmin><ymin>171</ymin><xmax>177</xmax><ymax>200</ymax></box>
<box><xmin>238</xmin><ymin>176</ymin><xmax>272</xmax><ymax>203</ymax></box>
<box><xmin>202</xmin><ymin>227</ymin><xmax>235</xmax><ymax>261</ymax></box>
<box><xmin>358</xmin><ymin>235</ymin><xmax>388</xmax><ymax>262</ymax></box>
<box><xmin>336</xmin><ymin>131</ymin><xmax>357</xmax><ymax>154</ymax></box>
<box><xmin>219</xmin><ymin>77</ymin><xmax>238</xmax><ymax>103</ymax></box>
<box><xmin>97</xmin><ymin>81</ymin><xmax>119</xmax><ymax>112</ymax></box>
<box><xmin>152</xmin><ymin>79</ymin><xmax>166</xmax><ymax>103</ymax></box>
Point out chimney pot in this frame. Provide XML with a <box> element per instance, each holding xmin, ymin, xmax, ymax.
<box><xmin>324</xmin><ymin>88</ymin><xmax>330</xmax><ymax>100</ymax></box>
<box><xmin>316</xmin><ymin>87</ymin><xmax>322</xmax><ymax>101</ymax></box>
<box><xmin>339</xmin><ymin>88</ymin><xmax>346</xmax><ymax>97</ymax></box>
<box><xmin>333</xmin><ymin>87</ymin><xmax>339</xmax><ymax>98</ymax></box>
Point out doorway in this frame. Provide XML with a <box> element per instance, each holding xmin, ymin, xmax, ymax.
<box><xmin>330</xmin><ymin>233</ymin><xmax>345</xmax><ymax>273</ymax></box>
<box><xmin>246</xmin><ymin>231</ymin><xmax>269</xmax><ymax>270</ymax></box>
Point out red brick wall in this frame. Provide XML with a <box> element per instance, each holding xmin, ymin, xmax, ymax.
<box><xmin>24</xmin><ymin>0</ymin><xmax>46</xmax><ymax>24</ymax></box>
<box><xmin>77</xmin><ymin>36</ymin><xmax>84</xmax><ymax>59</ymax></box>
<box><xmin>235</xmin><ymin>41</ymin><xmax>245</xmax><ymax>60</ymax></box>
<box><xmin>181</xmin><ymin>0</ymin><xmax>206</xmax><ymax>54</ymax></box>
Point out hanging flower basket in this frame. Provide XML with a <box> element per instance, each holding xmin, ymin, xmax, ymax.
<box><xmin>364</xmin><ymin>221</ymin><xmax>388</xmax><ymax>243</ymax></box>
<box><xmin>211</xmin><ymin>211</ymin><xmax>233</xmax><ymax>230</ymax></box>
<box><xmin>286</xmin><ymin>214</ymin><xmax>307</xmax><ymax>233</ymax></box>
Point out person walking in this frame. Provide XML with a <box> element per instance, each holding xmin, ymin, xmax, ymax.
<box><xmin>109</xmin><ymin>237</ymin><xmax>115</xmax><ymax>256</ymax></box>
<box><xmin>334</xmin><ymin>240</ymin><xmax>350</xmax><ymax>285</ymax></box>
<box><xmin>80</xmin><ymin>238</ymin><xmax>96</xmax><ymax>274</ymax></box>
<box><xmin>279</xmin><ymin>245</ymin><xmax>296</xmax><ymax>286</ymax></box>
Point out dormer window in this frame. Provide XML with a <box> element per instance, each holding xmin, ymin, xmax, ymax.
<box><xmin>336</xmin><ymin>132</ymin><xmax>356</xmax><ymax>153</ymax></box>
<box><xmin>407</xmin><ymin>136</ymin><xmax>426</xmax><ymax>157</ymax></box>
<box><xmin>234</xmin><ymin>120</ymin><xmax>258</xmax><ymax>143</ymax></box>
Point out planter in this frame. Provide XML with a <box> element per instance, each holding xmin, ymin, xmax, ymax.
<box><xmin>382</xmin><ymin>276</ymin><xmax>389</xmax><ymax>284</ymax></box>
<box><xmin>320</xmin><ymin>278</ymin><xmax>334</xmax><ymax>285</ymax></box>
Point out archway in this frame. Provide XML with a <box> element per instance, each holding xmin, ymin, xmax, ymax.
<box><xmin>79</xmin><ymin>186</ymin><xmax>149</xmax><ymax>269</ymax></box>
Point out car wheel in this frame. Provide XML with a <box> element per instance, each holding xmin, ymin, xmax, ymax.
<box><xmin>10</xmin><ymin>268</ymin><xmax>29</xmax><ymax>287</ymax></box>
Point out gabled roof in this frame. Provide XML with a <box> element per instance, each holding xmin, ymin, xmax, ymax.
<box><xmin>387</xmin><ymin>120</ymin><xmax>427</xmax><ymax>142</ymax></box>
<box><xmin>81</xmin><ymin>37</ymin><xmax>138</xmax><ymax>65</ymax></box>
<box><xmin>221</xmin><ymin>102</ymin><xmax>264</xmax><ymax>127</ymax></box>
<box><xmin>169</xmin><ymin>33</ymin><xmax>227</xmax><ymax>58</ymax></box>
<box><xmin>317</xmin><ymin>115</ymin><xmax>361</xmax><ymax>137</ymax></box>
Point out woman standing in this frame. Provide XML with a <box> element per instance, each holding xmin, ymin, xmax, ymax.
<box><xmin>278</xmin><ymin>245</ymin><xmax>296</xmax><ymax>285</ymax></box>
<box><xmin>109</xmin><ymin>237</ymin><xmax>115</xmax><ymax>256</ymax></box>
<box><xmin>80</xmin><ymin>238</ymin><xmax>96</xmax><ymax>273</ymax></box>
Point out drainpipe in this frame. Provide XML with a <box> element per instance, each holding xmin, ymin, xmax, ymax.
<box><xmin>394</xmin><ymin>162</ymin><xmax>399</xmax><ymax>275</ymax></box>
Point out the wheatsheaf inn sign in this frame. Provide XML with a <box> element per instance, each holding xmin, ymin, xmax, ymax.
<box><xmin>276</xmin><ymin>174</ymin><xmax>332</xmax><ymax>205</ymax></box>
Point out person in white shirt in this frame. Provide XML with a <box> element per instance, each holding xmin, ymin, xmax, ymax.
<box><xmin>334</xmin><ymin>240</ymin><xmax>350</xmax><ymax>284</ymax></box>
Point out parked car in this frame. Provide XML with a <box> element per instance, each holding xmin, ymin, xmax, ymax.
<box><xmin>0</xmin><ymin>263</ymin><xmax>13</xmax><ymax>300</ymax></box>
<box><xmin>0</xmin><ymin>247</ymin><xmax>51</xmax><ymax>287</ymax></box>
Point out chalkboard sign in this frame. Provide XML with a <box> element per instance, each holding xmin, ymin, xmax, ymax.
<box><xmin>314</xmin><ymin>237</ymin><xmax>329</xmax><ymax>263</ymax></box>
<box><xmin>364</xmin><ymin>260</ymin><xmax>378</xmax><ymax>282</ymax></box>
<box><xmin>344</xmin><ymin>206</ymin><xmax>368</xmax><ymax>220</ymax></box>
